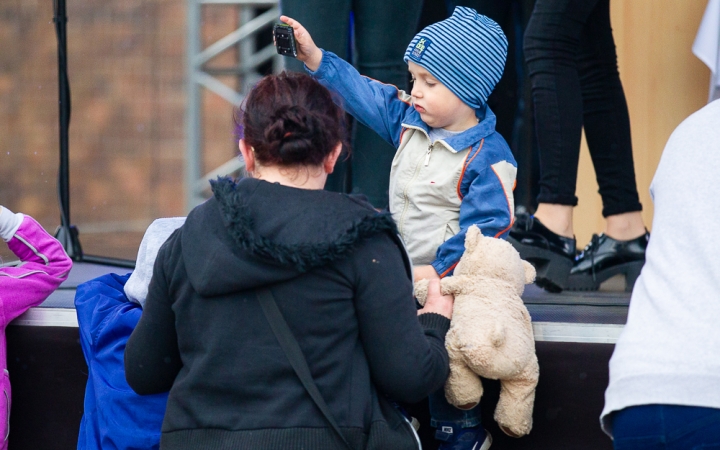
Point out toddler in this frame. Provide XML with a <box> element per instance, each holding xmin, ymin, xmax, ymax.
<box><xmin>282</xmin><ymin>7</ymin><xmax>514</xmax><ymax>450</ymax></box>
<box><xmin>0</xmin><ymin>205</ymin><xmax>72</xmax><ymax>449</ymax></box>
<box><xmin>77</xmin><ymin>217</ymin><xmax>185</xmax><ymax>450</ymax></box>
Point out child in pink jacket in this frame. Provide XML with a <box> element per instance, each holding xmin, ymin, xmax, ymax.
<box><xmin>0</xmin><ymin>205</ymin><xmax>72</xmax><ymax>448</ymax></box>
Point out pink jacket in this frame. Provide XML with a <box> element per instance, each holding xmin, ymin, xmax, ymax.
<box><xmin>0</xmin><ymin>216</ymin><xmax>72</xmax><ymax>448</ymax></box>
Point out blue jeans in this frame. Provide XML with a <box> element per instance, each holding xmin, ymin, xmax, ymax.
<box><xmin>612</xmin><ymin>404</ymin><xmax>720</xmax><ymax>450</ymax></box>
<box><xmin>428</xmin><ymin>387</ymin><xmax>482</xmax><ymax>428</ymax></box>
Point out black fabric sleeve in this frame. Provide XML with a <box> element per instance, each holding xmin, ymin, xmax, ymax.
<box><xmin>418</xmin><ymin>312</ymin><xmax>451</xmax><ymax>338</ymax></box>
<box><xmin>352</xmin><ymin>232</ymin><xmax>450</xmax><ymax>404</ymax></box>
<box><xmin>124</xmin><ymin>240</ymin><xmax>183</xmax><ymax>395</ymax></box>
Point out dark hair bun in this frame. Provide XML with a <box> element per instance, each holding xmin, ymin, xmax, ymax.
<box><xmin>235</xmin><ymin>72</ymin><xmax>347</xmax><ymax>167</ymax></box>
<box><xmin>264</xmin><ymin>105</ymin><xmax>322</xmax><ymax>165</ymax></box>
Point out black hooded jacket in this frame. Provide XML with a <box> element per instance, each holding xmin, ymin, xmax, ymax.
<box><xmin>125</xmin><ymin>177</ymin><xmax>451</xmax><ymax>449</ymax></box>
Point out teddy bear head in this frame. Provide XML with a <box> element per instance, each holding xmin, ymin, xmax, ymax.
<box><xmin>454</xmin><ymin>225</ymin><xmax>536</xmax><ymax>293</ymax></box>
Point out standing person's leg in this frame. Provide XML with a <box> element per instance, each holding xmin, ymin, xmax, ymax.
<box><xmin>567</xmin><ymin>0</ymin><xmax>648</xmax><ymax>292</ymax></box>
<box><xmin>576</xmin><ymin>0</ymin><xmax>643</xmax><ymax>226</ymax></box>
<box><xmin>524</xmin><ymin>0</ymin><xmax>601</xmax><ymax>231</ymax></box>
<box><xmin>509</xmin><ymin>0</ymin><xmax>599</xmax><ymax>291</ymax></box>
<box><xmin>280</xmin><ymin>0</ymin><xmax>351</xmax><ymax>193</ymax></box>
<box><xmin>351</xmin><ymin>0</ymin><xmax>423</xmax><ymax>208</ymax></box>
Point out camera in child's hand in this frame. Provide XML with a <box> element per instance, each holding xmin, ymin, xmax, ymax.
<box><xmin>273</xmin><ymin>24</ymin><xmax>297</xmax><ymax>58</ymax></box>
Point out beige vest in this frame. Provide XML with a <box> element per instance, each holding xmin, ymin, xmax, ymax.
<box><xmin>389</xmin><ymin>126</ymin><xmax>470</xmax><ymax>267</ymax></box>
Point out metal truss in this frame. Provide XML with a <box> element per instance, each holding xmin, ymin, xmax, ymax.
<box><xmin>186</xmin><ymin>0</ymin><xmax>282</xmax><ymax>210</ymax></box>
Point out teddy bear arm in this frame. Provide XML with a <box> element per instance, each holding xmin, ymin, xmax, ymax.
<box><xmin>439</xmin><ymin>275</ymin><xmax>470</xmax><ymax>296</ymax></box>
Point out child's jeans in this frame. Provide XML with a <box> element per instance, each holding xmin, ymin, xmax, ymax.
<box><xmin>429</xmin><ymin>387</ymin><xmax>482</xmax><ymax>429</ymax></box>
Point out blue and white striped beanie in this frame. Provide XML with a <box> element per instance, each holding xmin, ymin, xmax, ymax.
<box><xmin>404</xmin><ymin>7</ymin><xmax>508</xmax><ymax>109</ymax></box>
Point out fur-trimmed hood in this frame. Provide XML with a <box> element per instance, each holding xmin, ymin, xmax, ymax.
<box><xmin>180</xmin><ymin>176</ymin><xmax>398</xmax><ymax>297</ymax></box>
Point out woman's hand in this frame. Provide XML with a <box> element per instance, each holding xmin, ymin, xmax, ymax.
<box><xmin>414</xmin><ymin>265</ymin><xmax>440</xmax><ymax>282</ymax></box>
<box><xmin>279</xmin><ymin>16</ymin><xmax>323</xmax><ymax>71</ymax></box>
<box><xmin>418</xmin><ymin>279</ymin><xmax>454</xmax><ymax>320</ymax></box>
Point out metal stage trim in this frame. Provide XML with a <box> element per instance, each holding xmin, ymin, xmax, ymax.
<box><xmin>11</xmin><ymin>308</ymin><xmax>78</xmax><ymax>328</ymax></box>
<box><xmin>532</xmin><ymin>321</ymin><xmax>624</xmax><ymax>344</ymax></box>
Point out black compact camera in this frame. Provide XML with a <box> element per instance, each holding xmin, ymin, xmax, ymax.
<box><xmin>273</xmin><ymin>23</ymin><xmax>298</xmax><ymax>58</ymax></box>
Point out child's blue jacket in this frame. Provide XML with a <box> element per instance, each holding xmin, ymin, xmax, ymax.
<box><xmin>75</xmin><ymin>273</ymin><xmax>167</xmax><ymax>450</ymax></box>
<box><xmin>310</xmin><ymin>50</ymin><xmax>517</xmax><ymax>276</ymax></box>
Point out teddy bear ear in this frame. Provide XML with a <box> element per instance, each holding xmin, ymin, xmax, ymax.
<box><xmin>464</xmin><ymin>225</ymin><xmax>481</xmax><ymax>251</ymax></box>
<box><xmin>523</xmin><ymin>260</ymin><xmax>536</xmax><ymax>284</ymax></box>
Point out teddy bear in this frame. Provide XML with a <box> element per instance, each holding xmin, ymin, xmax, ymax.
<box><xmin>415</xmin><ymin>225</ymin><xmax>539</xmax><ymax>438</ymax></box>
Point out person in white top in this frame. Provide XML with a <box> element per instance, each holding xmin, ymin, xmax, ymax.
<box><xmin>600</xmin><ymin>99</ymin><xmax>720</xmax><ymax>447</ymax></box>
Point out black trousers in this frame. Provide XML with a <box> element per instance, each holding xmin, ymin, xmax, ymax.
<box><xmin>280</xmin><ymin>0</ymin><xmax>423</xmax><ymax>208</ymax></box>
<box><xmin>523</xmin><ymin>0</ymin><xmax>642</xmax><ymax>217</ymax></box>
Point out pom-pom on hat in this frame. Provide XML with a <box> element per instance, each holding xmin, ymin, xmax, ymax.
<box><xmin>404</xmin><ymin>7</ymin><xmax>508</xmax><ymax>109</ymax></box>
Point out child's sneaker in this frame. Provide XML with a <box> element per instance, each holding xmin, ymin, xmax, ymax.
<box><xmin>435</xmin><ymin>423</ymin><xmax>492</xmax><ymax>450</ymax></box>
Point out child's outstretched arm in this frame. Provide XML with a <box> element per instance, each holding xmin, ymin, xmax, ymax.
<box><xmin>280</xmin><ymin>16</ymin><xmax>413</xmax><ymax>148</ymax></box>
<box><xmin>0</xmin><ymin>206</ymin><xmax>72</xmax><ymax>323</ymax></box>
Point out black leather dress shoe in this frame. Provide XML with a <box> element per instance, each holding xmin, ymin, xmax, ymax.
<box><xmin>508</xmin><ymin>214</ymin><xmax>576</xmax><ymax>293</ymax></box>
<box><xmin>566</xmin><ymin>231</ymin><xmax>649</xmax><ymax>292</ymax></box>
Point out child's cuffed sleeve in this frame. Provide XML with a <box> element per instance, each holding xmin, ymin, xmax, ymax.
<box><xmin>308</xmin><ymin>50</ymin><xmax>412</xmax><ymax>148</ymax></box>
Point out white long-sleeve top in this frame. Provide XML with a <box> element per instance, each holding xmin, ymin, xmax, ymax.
<box><xmin>600</xmin><ymin>99</ymin><xmax>720</xmax><ymax>436</ymax></box>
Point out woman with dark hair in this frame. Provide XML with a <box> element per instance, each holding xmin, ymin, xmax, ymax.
<box><xmin>124</xmin><ymin>71</ymin><xmax>453</xmax><ymax>450</ymax></box>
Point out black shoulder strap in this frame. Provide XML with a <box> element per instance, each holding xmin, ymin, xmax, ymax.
<box><xmin>256</xmin><ymin>288</ymin><xmax>354</xmax><ymax>450</ymax></box>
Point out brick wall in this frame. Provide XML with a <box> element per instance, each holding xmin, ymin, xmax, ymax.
<box><xmin>0</xmin><ymin>0</ymin><xmax>248</xmax><ymax>261</ymax></box>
